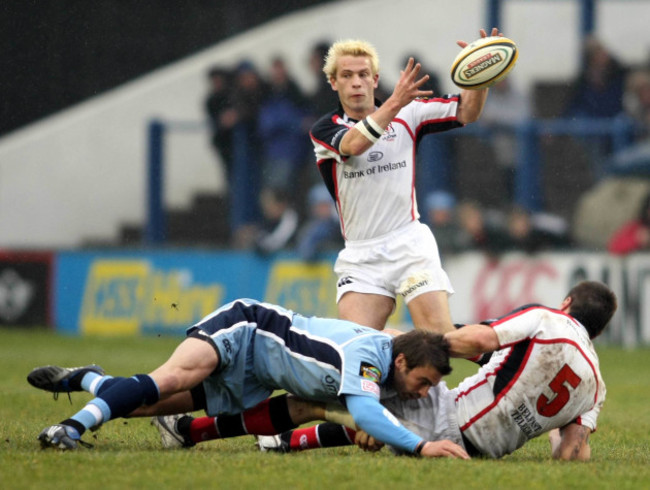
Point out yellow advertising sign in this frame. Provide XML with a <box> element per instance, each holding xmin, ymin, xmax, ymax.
<box><xmin>264</xmin><ymin>261</ymin><xmax>408</xmax><ymax>326</ymax></box>
<box><xmin>80</xmin><ymin>260</ymin><xmax>222</xmax><ymax>335</ymax></box>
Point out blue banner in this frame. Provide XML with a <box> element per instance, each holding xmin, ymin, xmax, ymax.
<box><xmin>54</xmin><ymin>250</ymin><xmax>372</xmax><ymax>336</ymax></box>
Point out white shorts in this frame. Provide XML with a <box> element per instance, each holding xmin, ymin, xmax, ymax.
<box><xmin>334</xmin><ymin>221</ymin><xmax>454</xmax><ymax>304</ymax></box>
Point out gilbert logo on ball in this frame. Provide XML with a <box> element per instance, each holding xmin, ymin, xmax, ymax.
<box><xmin>451</xmin><ymin>36</ymin><xmax>518</xmax><ymax>90</ymax></box>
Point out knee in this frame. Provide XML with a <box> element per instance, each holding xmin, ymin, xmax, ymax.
<box><xmin>287</xmin><ymin>395</ymin><xmax>324</xmax><ymax>424</ymax></box>
<box><xmin>150</xmin><ymin>368</ymin><xmax>187</xmax><ymax>396</ymax></box>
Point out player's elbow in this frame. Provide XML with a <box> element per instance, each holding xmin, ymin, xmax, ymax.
<box><xmin>456</xmin><ymin>108</ymin><xmax>483</xmax><ymax>125</ymax></box>
<box><xmin>456</xmin><ymin>113</ymin><xmax>477</xmax><ymax>125</ymax></box>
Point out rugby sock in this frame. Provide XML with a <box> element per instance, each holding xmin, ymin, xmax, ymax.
<box><xmin>63</xmin><ymin>374</ymin><xmax>160</xmax><ymax>435</ymax></box>
<box><xmin>80</xmin><ymin>373</ymin><xmax>120</xmax><ymax>395</ymax></box>
<box><xmin>188</xmin><ymin>394</ymin><xmax>297</xmax><ymax>443</ymax></box>
<box><xmin>282</xmin><ymin>423</ymin><xmax>355</xmax><ymax>452</ymax></box>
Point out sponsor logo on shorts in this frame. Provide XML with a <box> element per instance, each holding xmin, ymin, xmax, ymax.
<box><xmin>399</xmin><ymin>278</ymin><xmax>429</xmax><ymax>297</ymax></box>
<box><xmin>321</xmin><ymin>374</ymin><xmax>338</xmax><ymax>397</ymax></box>
<box><xmin>222</xmin><ymin>338</ymin><xmax>233</xmax><ymax>354</ymax></box>
<box><xmin>337</xmin><ymin>276</ymin><xmax>353</xmax><ymax>288</ymax></box>
<box><xmin>361</xmin><ymin>379</ymin><xmax>380</xmax><ymax>396</ymax></box>
<box><xmin>359</xmin><ymin>362</ymin><xmax>382</xmax><ymax>383</ymax></box>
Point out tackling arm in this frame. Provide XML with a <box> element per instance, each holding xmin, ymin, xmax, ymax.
<box><xmin>444</xmin><ymin>324</ymin><xmax>500</xmax><ymax>358</ymax></box>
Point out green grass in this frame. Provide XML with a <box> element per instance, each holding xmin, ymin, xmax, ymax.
<box><xmin>1</xmin><ymin>327</ymin><xmax>649</xmax><ymax>490</ymax></box>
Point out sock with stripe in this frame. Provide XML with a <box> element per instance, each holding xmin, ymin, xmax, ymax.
<box><xmin>62</xmin><ymin>374</ymin><xmax>160</xmax><ymax>435</ymax></box>
<box><xmin>282</xmin><ymin>423</ymin><xmax>356</xmax><ymax>452</ymax></box>
<box><xmin>80</xmin><ymin>373</ymin><xmax>123</xmax><ymax>395</ymax></box>
<box><xmin>188</xmin><ymin>394</ymin><xmax>296</xmax><ymax>444</ymax></box>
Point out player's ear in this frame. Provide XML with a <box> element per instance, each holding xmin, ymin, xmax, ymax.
<box><xmin>373</xmin><ymin>73</ymin><xmax>379</xmax><ymax>89</ymax></box>
<box><xmin>394</xmin><ymin>352</ymin><xmax>407</xmax><ymax>370</ymax></box>
<box><xmin>329</xmin><ymin>75</ymin><xmax>338</xmax><ymax>91</ymax></box>
<box><xmin>560</xmin><ymin>296</ymin><xmax>573</xmax><ymax>313</ymax></box>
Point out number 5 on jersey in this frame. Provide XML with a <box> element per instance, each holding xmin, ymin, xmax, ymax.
<box><xmin>536</xmin><ymin>364</ymin><xmax>582</xmax><ymax>417</ymax></box>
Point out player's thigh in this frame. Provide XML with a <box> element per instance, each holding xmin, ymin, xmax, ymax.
<box><xmin>338</xmin><ymin>292</ymin><xmax>394</xmax><ymax>330</ymax></box>
<box><xmin>407</xmin><ymin>290</ymin><xmax>453</xmax><ymax>333</ymax></box>
<box><xmin>149</xmin><ymin>338</ymin><xmax>219</xmax><ymax>395</ymax></box>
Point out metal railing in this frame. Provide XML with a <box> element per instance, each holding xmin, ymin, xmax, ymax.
<box><xmin>145</xmin><ymin>116</ymin><xmax>637</xmax><ymax>245</ymax></box>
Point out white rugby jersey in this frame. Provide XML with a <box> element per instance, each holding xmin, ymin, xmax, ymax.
<box><xmin>310</xmin><ymin>96</ymin><xmax>462</xmax><ymax>241</ymax></box>
<box><xmin>453</xmin><ymin>306</ymin><xmax>606</xmax><ymax>458</ymax></box>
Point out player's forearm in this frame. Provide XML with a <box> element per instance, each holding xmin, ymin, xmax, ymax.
<box><xmin>456</xmin><ymin>88</ymin><xmax>489</xmax><ymax>124</ymax></box>
<box><xmin>339</xmin><ymin>100</ymin><xmax>401</xmax><ymax>155</ymax></box>
<box><xmin>345</xmin><ymin>394</ymin><xmax>423</xmax><ymax>454</ymax></box>
<box><xmin>444</xmin><ymin>324</ymin><xmax>499</xmax><ymax>358</ymax></box>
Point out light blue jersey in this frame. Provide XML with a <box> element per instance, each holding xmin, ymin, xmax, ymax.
<box><xmin>187</xmin><ymin>299</ymin><xmax>393</xmax><ymax>416</ymax></box>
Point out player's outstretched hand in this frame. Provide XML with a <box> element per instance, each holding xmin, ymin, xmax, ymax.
<box><xmin>389</xmin><ymin>57</ymin><xmax>434</xmax><ymax>108</ymax></box>
<box><xmin>420</xmin><ymin>440</ymin><xmax>471</xmax><ymax>459</ymax></box>
<box><xmin>457</xmin><ymin>27</ymin><xmax>504</xmax><ymax>49</ymax></box>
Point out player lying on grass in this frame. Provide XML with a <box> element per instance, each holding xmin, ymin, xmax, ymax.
<box><xmin>151</xmin><ymin>281</ymin><xmax>616</xmax><ymax>461</ymax></box>
<box><xmin>27</xmin><ymin>299</ymin><xmax>468</xmax><ymax>459</ymax></box>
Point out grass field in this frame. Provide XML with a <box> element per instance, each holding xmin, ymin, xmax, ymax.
<box><xmin>1</xmin><ymin>327</ymin><xmax>649</xmax><ymax>490</ymax></box>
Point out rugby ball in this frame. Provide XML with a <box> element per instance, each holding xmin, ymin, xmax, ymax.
<box><xmin>450</xmin><ymin>36</ymin><xmax>518</xmax><ymax>90</ymax></box>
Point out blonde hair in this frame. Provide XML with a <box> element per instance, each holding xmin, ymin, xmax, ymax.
<box><xmin>322</xmin><ymin>39</ymin><xmax>380</xmax><ymax>81</ymax></box>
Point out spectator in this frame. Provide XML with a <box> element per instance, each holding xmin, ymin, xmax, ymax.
<box><xmin>254</xmin><ymin>187</ymin><xmax>299</xmax><ymax>255</ymax></box>
<box><xmin>455</xmin><ymin>201</ymin><xmax>510</xmax><ymax>258</ymax></box>
<box><xmin>608</xmin><ymin>69</ymin><xmax>650</xmax><ymax>176</ymax></box>
<box><xmin>564</xmin><ymin>37</ymin><xmax>627</xmax><ymax>179</ymax></box>
<box><xmin>296</xmin><ymin>184</ymin><xmax>342</xmax><ymax>261</ymax></box>
<box><xmin>424</xmin><ymin>191</ymin><xmax>461</xmax><ymax>256</ymax></box>
<box><xmin>205</xmin><ymin>66</ymin><xmax>235</xmax><ymax>179</ymax></box>
<box><xmin>624</xmin><ymin>69</ymin><xmax>650</xmax><ymax>132</ymax></box>
<box><xmin>258</xmin><ymin>56</ymin><xmax>311</xmax><ymax>192</ymax></box>
<box><xmin>505</xmin><ymin>206</ymin><xmax>571</xmax><ymax>254</ymax></box>
<box><xmin>608</xmin><ymin>191</ymin><xmax>650</xmax><ymax>255</ymax></box>
<box><xmin>228</xmin><ymin>60</ymin><xmax>269</xmax><ymax>248</ymax></box>
<box><xmin>479</xmin><ymin>77</ymin><xmax>531</xmax><ymax>200</ymax></box>
<box><xmin>307</xmin><ymin>41</ymin><xmax>337</xmax><ymax>119</ymax></box>
<box><xmin>565</xmin><ymin>37</ymin><xmax>627</xmax><ymax>119</ymax></box>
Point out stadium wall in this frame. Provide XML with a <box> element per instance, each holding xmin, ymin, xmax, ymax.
<box><xmin>43</xmin><ymin>250</ymin><xmax>650</xmax><ymax>346</ymax></box>
<box><xmin>1</xmin><ymin>0</ymin><xmax>650</xmax><ymax>248</ymax></box>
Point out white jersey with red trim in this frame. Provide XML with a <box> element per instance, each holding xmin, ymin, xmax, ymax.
<box><xmin>310</xmin><ymin>96</ymin><xmax>462</xmax><ymax>241</ymax></box>
<box><xmin>453</xmin><ymin>306</ymin><xmax>606</xmax><ymax>458</ymax></box>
